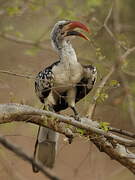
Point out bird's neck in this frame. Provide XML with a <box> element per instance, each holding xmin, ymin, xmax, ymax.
<box><xmin>59</xmin><ymin>40</ymin><xmax>78</xmax><ymax>65</ymax></box>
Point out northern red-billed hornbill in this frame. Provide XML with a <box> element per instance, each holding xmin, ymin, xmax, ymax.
<box><xmin>32</xmin><ymin>20</ymin><xmax>97</xmax><ymax>172</ymax></box>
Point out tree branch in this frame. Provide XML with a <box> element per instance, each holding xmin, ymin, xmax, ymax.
<box><xmin>91</xmin><ymin>136</ymin><xmax>135</xmax><ymax>173</ymax></box>
<box><xmin>111</xmin><ymin>0</ymin><xmax>135</xmax><ymax>128</ymax></box>
<box><xmin>119</xmin><ymin>72</ymin><xmax>135</xmax><ymax>127</ymax></box>
<box><xmin>0</xmin><ymin>134</ymin><xmax>60</xmax><ymax>180</ymax></box>
<box><xmin>0</xmin><ymin>70</ymin><xmax>35</xmax><ymax>80</ymax></box>
<box><xmin>103</xmin><ymin>5</ymin><xmax>128</xmax><ymax>51</ymax></box>
<box><xmin>0</xmin><ymin>32</ymin><xmax>46</xmax><ymax>49</ymax></box>
<box><xmin>121</xmin><ymin>46</ymin><xmax>135</xmax><ymax>61</ymax></box>
<box><xmin>109</xmin><ymin>126</ymin><xmax>135</xmax><ymax>138</ymax></box>
<box><xmin>0</xmin><ymin>103</ymin><xmax>134</xmax><ymax>147</ymax></box>
<box><xmin>87</xmin><ymin>66</ymin><xmax>115</xmax><ymax>118</ymax></box>
<box><xmin>0</xmin><ymin>103</ymin><xmax>135</xmax><ymax>174</ymax></box>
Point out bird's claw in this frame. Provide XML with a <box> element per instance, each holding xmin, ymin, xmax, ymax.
<box><xmin>75</xmin><ymin>115</ymin><xmax>81</xmax><ymax>122</ymax></box>
<box><xmin>70</xmin><ymin>114</ymin><xmax>81</xmax><ymax>122</ymax></box>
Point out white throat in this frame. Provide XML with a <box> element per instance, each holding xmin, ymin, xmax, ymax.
<box><xmin>59</xmin><ymin>40</ymin><xmax>78</xmax><ymax>65</ymax></box>
<box><xmin>52</xmin><ymin>39</ymin><xmax>83</xmax><ymax>92</ymax></box>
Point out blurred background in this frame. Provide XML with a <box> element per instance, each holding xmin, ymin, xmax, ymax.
<box><xmin>0</xmin><ymin>0</ymin><xmax>135</xmax><ymax>179</ymax></box>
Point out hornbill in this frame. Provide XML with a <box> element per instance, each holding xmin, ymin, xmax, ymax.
<box><xmin>32</xmin><ymin>20</ymin><xmax>97</xmax><ymax>172</ymax></box>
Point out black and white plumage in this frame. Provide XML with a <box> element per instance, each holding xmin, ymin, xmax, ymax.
<box><xmin>35</xmin><ymin>63</ymin><xmax>97</xmax><ymax>112</ymax></box>
<box><xmin>33</xmin><ymin>20</ymin><xmax>97</xmax><ymax>172</ymax></box>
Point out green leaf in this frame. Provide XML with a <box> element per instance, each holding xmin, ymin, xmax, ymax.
<box><xmin>109</xmin><ymin>80</ymin><xmax>120</xmax><ymax>88</ymax></box>
<box><xmin>99</xmin><ymin>122</ymin><xmax>110</xmax><ymax>132</ymax></box>
<box><xmin>95</xmin><ymin>47</ymin><xmax>106</xmax><ymax>61</ymax></box>
<box><xmin>76</xmin><ymin>128</ymin><xmax>85</xmax><ymax>135</ymax></box>
<box><xmin>97</xmin><ymin>92</ymin><xmax>109</xmax><ymax>103</ymax></box>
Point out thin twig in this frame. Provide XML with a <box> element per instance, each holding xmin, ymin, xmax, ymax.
<box><xmin>87</xmin><ymin>66</ymin><xmax>115</xmax><ymax>118</ymax></box>
<box><xmin>0</xmin><ymin>32</ymin><xmax>46</xmax><ymax>49</ymax></box>
<box><xmin>121</xmin><ymin>46</ymin><xmax>135</xmax><ymax>61</ymax></box>
<box><xmin>103</xmin><ymin>5</ymin><xmax>127</xmax><ymax>51</ymax></box>
<box><xmin>0</xmin><ymin>134</ymin><xmax>60</xmax><ymax>180</ymax></box>
<box><xmin>0</xmin><ymin>70</ymin><xmax>35</xmax><ymax>80</ymax></box>
<box><xmin>104</xmin><ymin>5</ymin><xmax>113</xmax><ymax>25</ymax></box>
<box><xmin>112</xmin><ymin>0</ymin><xmax>135</xmax><ymax>128</ymax></box>
<box><xmin>109</xmin><ymin>127</ymin><xmax>135</xmax><ymax>139</ymax></box>
<box><xmin>123</xmin><ymin>70</ymin><xmax>135</xmax><ymax>77</ymax></box>
<box><xmin>119</xmin><ymin>72</ymin><xmax>135</xmax><ymax>127</ymax></box>
<box><xmin>0</xmin><ymin>69</ymin><xmax>98</xmax><ymax>92</ymax></box>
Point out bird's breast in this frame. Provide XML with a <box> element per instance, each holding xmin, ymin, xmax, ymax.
<box><xmin>52</xmin><ymin>62</ymin><xmax>83</xmax><ymax>92</ymax></box>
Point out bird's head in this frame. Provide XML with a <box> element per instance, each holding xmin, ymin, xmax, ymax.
<box><xmin>51</xmin><ymin>20</ymin><xmax>90</xmax><ymax>50</ymax></box>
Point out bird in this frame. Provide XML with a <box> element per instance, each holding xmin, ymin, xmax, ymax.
<box><xmin>32</xmin><ymin>20</ymin><xmax>97</xmax><ymax>172</ymax></box>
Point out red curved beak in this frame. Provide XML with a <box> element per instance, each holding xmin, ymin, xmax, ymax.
<box><xmin>67</xmin><ymin>21</ymin><xmax>90</xmax><ymax>33</ymax></box>
<box><xmin>63</xmin><ymin>21</ymin><xmax>91</xmax><ymax>41</ymax></box>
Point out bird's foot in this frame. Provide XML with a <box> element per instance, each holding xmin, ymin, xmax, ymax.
<box><xmin>70</xmin><ymin>107</ymin><xmax>81</xmax><ymax>121</ymax></box>
<box><xmin>70</xmin><ymin>114</ymin><xmax>81</xmax><ymax>122</ymax></box>
<box><xmin>75</xmin><ymin>114</ymin><xmax>81</xmax><ymax>122</ymax></box>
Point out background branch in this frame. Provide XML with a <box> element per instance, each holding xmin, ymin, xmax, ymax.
<box><xmin>0</xmin><ymin>134</ymin><xmax>60</xmax><ymax>180</ymax></box>
<box><xmin>87</xmin><ymin>66</ymin><xmax>115</xmax><ymax>118</ymax></box>
<box><xmin>0</xmin><ymin>70</ymin><xmax>35</xmax><ymax>80</ymax></box>
<box><xmin>0</xmin><ymin>32</ymin><xmax>47</xmax><ymax>50</ymax></box>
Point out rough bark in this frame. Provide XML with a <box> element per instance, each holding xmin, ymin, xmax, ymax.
<box><xmin>0</xmin><ymin>103</ymin><xmax>135</xmax><ymax>175</ymax></box>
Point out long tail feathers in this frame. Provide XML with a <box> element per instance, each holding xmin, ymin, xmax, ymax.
<box><xmin>32</xmin><ymin>126</ymin><xmax>59</xmax><ymax>172</ymax></box>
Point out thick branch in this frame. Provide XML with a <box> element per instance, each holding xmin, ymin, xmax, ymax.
<box><xmin>0</xmin><ymin>103</ymin><xmax>135</xmax><ymax>174</ymax></box>
<box><xmin>0</xmin><ymin>103</ymin><xmax>135</xmax><ymax>147</ymax></box>
<box><xmin>91</xmin><ymin>137</ymin><xmax>135</xmax><ymax>174</ymax></box>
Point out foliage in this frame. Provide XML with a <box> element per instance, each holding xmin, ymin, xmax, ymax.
<box><xmin>99</xmin><ymin>121</ymin><xmax>110</xmax><ymax>132</ymax></box>
<box><xmin>76</xmin><ymin>128</ymin><xmax>86</xmax><ymax>136</ymax></box>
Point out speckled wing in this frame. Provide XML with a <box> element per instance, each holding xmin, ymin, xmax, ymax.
<box><xmin>35</xmin><ymin>61</ymin><xmax>60</xmax><ymax>103</ymax></box>
<box><xmin>75</xmin><ymin>65</ymin><xmax>97</xmax><ymax>102</ymax></box>
<box><xmin>35</xmin><ymin>67</ymin><xmax>54</xmax><ymax>103</ymax></box>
